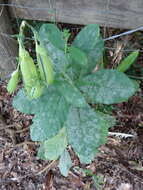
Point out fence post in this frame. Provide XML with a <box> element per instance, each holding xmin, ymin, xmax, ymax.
<box><xmin>0</xmin><ymin>0</ymin><xmax>17</xmax><ymax>79</ymax></box>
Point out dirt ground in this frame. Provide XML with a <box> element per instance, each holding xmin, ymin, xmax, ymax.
<box><xmin>0</xmin><ymin>25</ymin><xmax>143</xmax><ymax>190</ymax></box>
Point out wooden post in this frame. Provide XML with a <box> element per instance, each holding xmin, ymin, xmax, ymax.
<box><xmin>0</xmin><ymin>0</ymin><xmax>17</xmax><ymax>79</ymax></box>
<box><xmin>9</xmin><ymin>0</ymin><xmax>143</xmax><ymax>29</ymax></box>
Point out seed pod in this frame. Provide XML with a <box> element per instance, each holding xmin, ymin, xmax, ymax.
<box><xmin>19</xmin><ymin>41</ymin><xmax>43</xmax><ymax>99</ymax></box>
<box><xmin>7</xmin><ymin>69</ymin><xmax>19</xmax><ymax>94</ymax></box>
<box><xmin>29</xmin><ymin>81</ymin><xmax>43</xmax><ymax>99</ymax></box>
<box><xmin>35</xmin><ymin>40</ymin><xmax>54</xmax><ymax>85</ymax></box>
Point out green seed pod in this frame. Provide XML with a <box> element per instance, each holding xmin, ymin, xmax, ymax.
<box><xmin>29</xmin><ymin>82</ymin><xmax>43</xmax><ymax>99</ymax></box>
<box><xmin>19</xmin><ymin>42</ymin><xmax>43</xmax><ymax>99</ymax></box>
<box><xmin>35</xmin><ymin>41</ymin><xmax>54</xmax><ymax>85</ymax></box>
<box><xmin>7</xmin><ymin>69</ymin><xmax>19</xmax><ymax>94</ymax></box>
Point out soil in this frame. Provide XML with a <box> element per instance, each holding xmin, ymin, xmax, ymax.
<box><xmin>0</xmin><ymin>24</ymin><xmax>143</xmax><ymax>190</ymax></box>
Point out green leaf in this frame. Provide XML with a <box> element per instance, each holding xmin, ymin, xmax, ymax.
<box><xmin>43</xmin><ymin>127</ymin><xmax>67</xmax><ymax>160</ymax></box>
<box><xmin>87</xmin><ymin>36</ymin><xmax>104</xmax><ymax>69</ymax></box>
<box><xmin>13</xmin><ymin>89</ymin><xmax>43</xmax><ymax>114</ymax></box>
<box><xmin>7</xmin><ymin>69</ymin><xmax>19</xmax><ymax>94</ymax></box>
<box><xmin>38</xmin><ymin>128</ymin><xmax>67</xmax><ymax>160</ymax></box>
<box><xmin>97</xmin><ymin>112</ymin><xmax>116</xmax><ymax>127</ymax></box>
<box><xmin>59</xmin><ymin>149</ymin><xmax>72</xmax><ymax>177</ymax></box>
<box><xmin>73</xmin><ymin>24</ymin><xmax>100</xmax><ymax>53</ymax></box>
<box><xmin>55</xmin><ymin>79</ymin><xmax>87</xmax><ymax>108</ymax></box>
<box><xmin>39</xmin><ymin>24</ymin><xmax>65</xmax><ymax>50</ymax></box>
<box><xmin>13</xmin><ymin>87</ymin><xmax>70</xmax><ymax>141</ymax></box>
<box><xmin>117</xmin><ymin>50</ymin><xmax>139</xmax><ymax>72</ymax></box>
<box><xmin>39</xmin><ymin>25</ymin><xmax>68</xmax><ymax>73</ymax></box>
<box><xmin>65</xmin><ymin>54</ymin><xmax>81</xmax><ymax>80</ymax></box>
<box><xmin>66</xmin><ymin>107</ymin><xmax>114</xmax><ymax>163</ymax></box>
<box><xmin>73</xmin><ymin>24</ymin><xmax>104</xmax><ymax>74</ymax></box>
<box><xmin>13</xmin><ymin>87</ymin><xmax>64</xmax><ymax>114</ymax></box>
<box><xmin>58</xmin><ymin>149</ymin><xmax>72</xmax><ymax>177</ymax></box>
<box><xmin>77</xmin><ymin>69</ymin><xmax>138</xmax><ymax>105</ymax></box>
<box><xmin>69</xmin><ymin>46</ymin><xmax>88</xmax><ymax>66</ymax></box>
<box><xmin>40</xmin><ymin>38</ymin><xmax>68</xmax><ymax>73</ymax></box>
<box><xmin>30</xmin><ymin>90</ymin><xmax>69</xmax><ymax>141</ymax></box>
<box><xmin>67</xmin><ymin>46</ymin><xmax>88</xmax><ymax>79</ymax></box>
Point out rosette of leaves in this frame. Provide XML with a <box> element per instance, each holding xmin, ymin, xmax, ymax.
<box><xmin>13</xmin><ymin>24</ymin><xmax>139</xmax><ymax>176</ymax></box>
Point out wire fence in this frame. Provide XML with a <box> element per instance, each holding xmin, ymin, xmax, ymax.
<box><xmin>0</xmin><ymin>2</ymin><xmax>143</xmax><ymax>81</ymax></box>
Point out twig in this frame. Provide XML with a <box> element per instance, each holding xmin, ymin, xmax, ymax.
<box><xmin>69</xmin><ymin>171</ymin><xmax>85</xmax><ymax>186</ymax></box>
<box><xmin>15</xmin><ymin>127</ymin><xmax>29</xmax><ymax>133</ymax></box>
<box><xmin>36</xmin><ymin>160</ymin><xmax>58</xmax><ymax>175</ymax></box>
